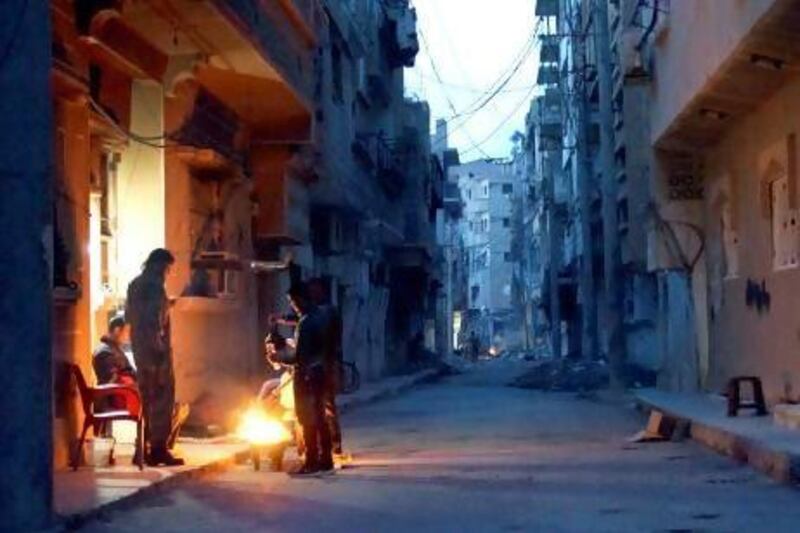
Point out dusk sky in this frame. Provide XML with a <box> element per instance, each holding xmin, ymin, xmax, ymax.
<box><xmin>405</xmin><ymin>0</ymin><xmax>540</xmax><ymax>161</ymax></box>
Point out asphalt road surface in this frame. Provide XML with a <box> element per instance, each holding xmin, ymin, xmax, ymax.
<box><xmin>80</xmin><ymin>360</ymin><xmax>800</xmax><ymax>533</ymax></box>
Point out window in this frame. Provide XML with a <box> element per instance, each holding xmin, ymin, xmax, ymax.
<box><xmin>468</xmin><ymin>189</ymin><xmax>472</xmax><ymax>199</ymax></box>
<box><xmin>504</xmin><ymin>252</ymin><xmax>512</xmax><ymax>261</ymax></box>
<box><xmin>770</xmin><ymin>174</ymin><xmax>798</xmax><ymax>270</ymax></box>
<box><xmin>483</xmin><ymin>185</ymin><xmax>488</xmax><ymax>197</ymax></box>
<box><xmin>331</xmin><ymin>43</ymin><xmax>343</xmax><ymax>104</ymax></box>
<box><xmin>502</xmin><ymin>184</ymin><xmax>513</xmax><ymax>194</ymax></box>
<box><xmin>503</xmin><ymin>218</ymin><xmax>510</xmax><ymax>228</ymax></box>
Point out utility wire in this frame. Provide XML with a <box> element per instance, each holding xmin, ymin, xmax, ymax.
<box><xmin>460</xmin><ymin>82</ymin><xmax>539</xmax><ymax>158</ymax></box>
<box><xmin>444</xmin><ymin>17</ymin><xmax>544</xmax><ymax>137</ymax></box>
<box><xmin>417</xmin><ymin>28</ymin><xmax>493</xmax><ymax>159</ymax></box>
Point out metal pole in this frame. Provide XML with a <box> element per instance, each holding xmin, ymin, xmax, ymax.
<box><xmin>595</xmin><ymin>0</ymin><xmax>626</xmax><ymax>389</ymax></box>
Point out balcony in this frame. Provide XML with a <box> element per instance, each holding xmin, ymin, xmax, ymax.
<box><xmin>653</xmin><ymin>1</ymin><xmax>800</xmax><ymax>151</ymax></box>
<box><xmin>537</xmin><ymin>64</ymin><xmax>559</xmax><ymax>86</ymax></box>
<box><xmin>380</xmin><ymin>5</ymin><xmax>420</xmax><ymax>68</ymax></box>
<box><xmin>539</xmin><ymin>37</ymin><xmax>559</xmax><ymax>64</ymax></box>
<box><xmin>352</xmin><ymin>133</ymin><xmax>408</xmax><ymax>197</ymax></box>
<box><xmin>535</xmin><ymin>0</ymin><xmax>559</xmax><ymax>17</ymax></box>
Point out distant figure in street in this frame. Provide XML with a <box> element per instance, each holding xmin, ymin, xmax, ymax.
<box><xmin>469</xmin><ymin>332</ymin><xmax>480</xmax><ymax>361</ymax></box>
<box><xmin>126</xmin><ymin>248</ymin><xmax>185</xmax><ymax>467</ymax></box>
<box><xmin>267</xmin><ymin>282</ymin><xmax>333</xmax><ymax>476</ymax></box>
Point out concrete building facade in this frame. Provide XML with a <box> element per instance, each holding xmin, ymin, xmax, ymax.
<box><xmin>525</xmin><ymin>0</ymin><xmax>800</xmax><ymax>401</ymax></box>
<box><xmin>633</xmin><ymin>0</ymin><xmax>800</xmax><ymax>400</ymax></box>
<box><xmin>450</xmin><ymin>158</ymin><xmax>522</xmax><ymax>352</ymax></box>
<box><xmin>3</xmin><ymin>1</ymin><xmax>435</xmax><ymax>528</ymax></box>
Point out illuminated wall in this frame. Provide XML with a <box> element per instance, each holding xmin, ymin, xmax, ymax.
<box><xmin>116</xmin><ymin>81</ymin><xmax>166</xmax><ymax>295</ymax></box>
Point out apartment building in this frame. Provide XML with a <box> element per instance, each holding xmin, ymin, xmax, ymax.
<box><xmin>632</xmin><ymin>0</ymin><xmax>800</xmax><ymax>399</ymax></box>
<box><xmin>450</xmin><ymin>158</ymin><xmax>521</xmax><ymax>351</ymax></box>
<box><xmin>3</xmin><ymin>1</ymin><xmax>435</xmax><ymax>528</ymax></box>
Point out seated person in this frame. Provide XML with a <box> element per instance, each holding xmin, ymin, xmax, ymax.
<box><xmin>92</xmin><ymin>314</ymin><xmax>189</xmax><ymax>450</ymax></box>
<box><xmin>93</xmin><ymin>315</ymin><xmax>136</xmax><ymax>390</ymax></box>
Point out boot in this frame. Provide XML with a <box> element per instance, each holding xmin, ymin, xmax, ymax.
<box><xmin>147</xmin><ymin>446</ymin><xmax>185</xmax><ymax>467</ymax></box>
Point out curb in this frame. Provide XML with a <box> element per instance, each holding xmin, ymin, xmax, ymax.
<box><xmin>55</xmin><ymin>447</ymin><xmax>252</xmax><ymax>531</ymax></box>
<box><xmin>52</xmin><ymin>367</ymin><xmax>445</xmax><ymax>530</ymax></box>
<box><xmin>338</xmin><ymin>367</ymin><xmax>445</xmax><ymax>414</ymax></box>
<box><xmin>634</xmin><ymin>394</ymin><xmax>800</xmax><ymax>485</ymax></box>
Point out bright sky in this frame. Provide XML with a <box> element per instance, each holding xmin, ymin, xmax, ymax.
<box><xmin>405</xmin><ymin>0</ymin><xmax>540</xmax><ymax>162</ymax></box>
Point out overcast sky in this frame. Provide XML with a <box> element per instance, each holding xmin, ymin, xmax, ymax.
<box><xmin>405</xmin><ymin>0</ymin><xmax>540</xmax><ymax>162</ymax></box>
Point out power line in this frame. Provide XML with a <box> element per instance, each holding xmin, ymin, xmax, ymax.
<box><xmin>444</xmin><ymin>17</ymin><xmax>544</xmax><ymax>136</ymax></box>
<box><xmin>446</xmin><ymin>29</ymin><xmax>537</xmax><ymax>122</ymax></box>
<box><xmin>414</xmin><ymin>73</ymin><xmax>537</xmax><ymax>94</ymax></box>
<box><xmin>417</xmin><ymin>28</ymin><xmax>494</xmax><ymax>159</ymax></box>
<box><xmin>460</xmin><ymin>82</ymin><xmax>539</xmax><ymax>158</ymax></box>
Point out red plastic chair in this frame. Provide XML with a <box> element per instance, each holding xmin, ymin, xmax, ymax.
<box><xmin>66</xmin><ymin>363</ymin><xmax>144</xmax><ymax>471</ymax></box>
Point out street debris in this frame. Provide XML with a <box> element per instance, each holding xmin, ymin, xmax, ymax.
<box><xmin>628</xmin><ymin>410</ymin><xmax>689</xmax><ymax>443</ymax></box>
<box><xmin>509</xmin><ymin>358</ymin><xmax>609</xmax><ymax>392</ymax></box>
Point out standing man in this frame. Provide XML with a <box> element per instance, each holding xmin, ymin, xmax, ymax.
<box><xmin>307</xmin><ymin>279</ymin><xmax>345</xmax><ymax>458</ymax></box>
<box><xmin>267</xmin><ymin>282</ymin><xmax>333</xmax><ymax>475</ymax></box>
<box><xmin>126</xmin><ymin>248</ymin><xmax>184</xmax><ymax>467</ymax></box>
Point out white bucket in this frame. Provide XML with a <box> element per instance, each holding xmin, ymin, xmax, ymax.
<box><xmin>85</xmin><ymin>438</ymin><xmax>114</xmax><ymax>467</ymax></box>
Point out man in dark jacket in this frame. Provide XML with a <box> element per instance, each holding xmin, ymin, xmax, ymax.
<box><xmin>267</xmin><ymin>282</ymin><xmax>333</xmax><ymax>476</ymax></box>
<box><xmin>307</xmin><ymin>279</ymin><xmax>344</xmax><ymax>457</ymax></box>
<box><xmin>126</xmin><ymin>248</ymin><xmax>184</xmax><ymax>467</ymax></box>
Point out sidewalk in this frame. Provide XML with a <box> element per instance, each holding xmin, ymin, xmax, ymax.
<box><xmin>53</xmin><ymin>366</ymin><xmax>444</xmax><ymax>528</ymax></box>
<box><xmin>635</xmin><ymin>388</ymin><xmax>800</xmax><ymax>484</ymax></box>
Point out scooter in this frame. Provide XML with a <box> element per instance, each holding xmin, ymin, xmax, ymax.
<box><xmin>241</xmin><ymin>371</ymin><xmax>298</xmax><ymax>472</ymax></box>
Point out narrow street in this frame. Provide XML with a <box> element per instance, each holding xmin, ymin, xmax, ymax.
<box><xmin>80</xmin><ymin>361</ymin><xmax>800</xmax><ymax>533</ymax></box>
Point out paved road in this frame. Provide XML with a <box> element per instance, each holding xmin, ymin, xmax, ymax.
<box><xmin>81</xmin><ymin>360</ymin><xmax>800</xmax><ymax>532</ymax></box>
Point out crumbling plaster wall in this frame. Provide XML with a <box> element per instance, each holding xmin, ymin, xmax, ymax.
<box><xmin>703</xmin><ymin>74</ymin><xmax>800</xmax><ymax>404</ymax></box>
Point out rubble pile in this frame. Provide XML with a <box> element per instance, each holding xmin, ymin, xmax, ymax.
<box><xmin>510</xmin><ymin>358</ymin><xmax>609</xmax><ymax>392</ymax></box>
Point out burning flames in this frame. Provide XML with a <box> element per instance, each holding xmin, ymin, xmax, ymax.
<box><xmin>237</xmin><ymin>406</ymin><xmax>291</xmax><ymax>446</ymax></box>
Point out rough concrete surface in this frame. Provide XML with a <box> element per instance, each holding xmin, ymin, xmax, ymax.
<box><xmin>76</xmin><ymin>360</ymin><xmax>800</xmax><ymax>532</ymax></box>
<box><xmin>636</xmin><ymin>388</ymin><xmax>800</xmax><ymax>484</ymax></box>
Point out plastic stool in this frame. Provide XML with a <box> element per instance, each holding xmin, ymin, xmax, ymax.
<box><xmin>726</xmin><ymin>376</ymin><xmax>767</xmax><ymax>417</ymax></box>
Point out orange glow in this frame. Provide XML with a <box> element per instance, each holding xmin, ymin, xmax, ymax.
<box><xmin>237</xmin><ymin>406</ymin><xmax>291</xmax><ymax>446</ymax></box>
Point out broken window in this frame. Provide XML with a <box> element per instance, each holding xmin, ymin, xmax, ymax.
<box><xmin>770</xmin><ymin>173</ymin><xmax>799</xmax><ymax>270</ymax></box>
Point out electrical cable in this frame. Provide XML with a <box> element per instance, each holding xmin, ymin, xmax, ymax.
<box><xmin>460</xmin><ymin>82</ymin><xmax>539</xmax><ymax>158</ymax></box>
<box><xmin>443</xmin><ymin>18</ymin><xmax>544</xmax><ymax>136</ymax></box>
<box><xmin>417</xmin><ymin>21</ymin><xmax>538</xmax><ymax>127</ymax></box>
<box><xmin>417</xmin><ymin>27</ymin><xmax>493</xmax><ymax>159</ymax></box>
<box><xmin>89</xmin><ymin>98</ymin><xmax>175</xmax><ymax>149</ymax></box>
